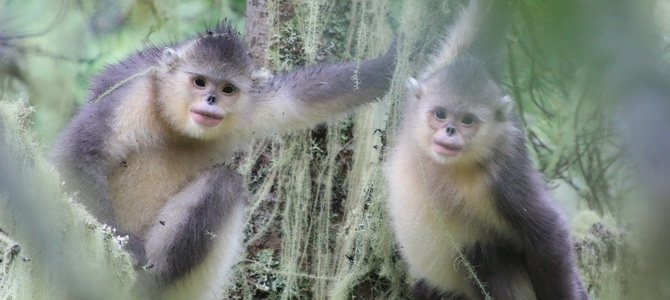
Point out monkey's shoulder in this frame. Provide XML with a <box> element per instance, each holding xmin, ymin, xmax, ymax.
<box><xmin>87</xmin><ymin>45</ymin><xmax>165</xmax><ymax>103</ymax></box>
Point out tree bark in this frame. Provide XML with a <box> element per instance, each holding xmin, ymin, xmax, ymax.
<box><xmin>244</xmin><ymin>0</ymin><xmax>270</xmax><ymax>67</ymax></box>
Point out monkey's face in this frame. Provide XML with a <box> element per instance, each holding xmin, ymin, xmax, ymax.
<box><xmin>410</xmin><ymin>79</ymin><xmax>509</xmax><ymax>166</ymax></box>
<box><xmin>408</xmin><ymin>61</ymin><xmax>516</xmax><ymax>165</ymax></box>
<box><xmin>188</xmin><ymin>74</ymin><xmax>237</xmax><ymax>126</ymax></box>
<box><xmin>418</xmin><ymin>101</ymin><xmax>490</xmax><ymax>165</ymax></box>
<box><xmin>159</xmin><ymin>68</ymin><xmax>248</xmax><ymax>140</ymax></box>
<box><xmin>426</xmin><ymin>107</ymin><xmax>480</xmax><ymax>159</ymax></box>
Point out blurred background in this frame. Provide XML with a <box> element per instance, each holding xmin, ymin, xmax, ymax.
<box><xmin>1</xmin><ymin>0</ymin><xmax>669</xmax><ymax>298</ymax></box>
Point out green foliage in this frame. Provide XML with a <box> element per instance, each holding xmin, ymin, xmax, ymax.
<box><xmin>507</xmin><ymin>1</ymin><xmax>627</xmax><ymax>215</ymax></box>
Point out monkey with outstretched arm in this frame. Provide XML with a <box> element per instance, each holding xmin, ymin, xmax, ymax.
<box><xmin>384</xmin><ymin>1</ymin><xmax>587</xmax><ymax>299</ymax></box>
<box><xmin>51</xmin><ymin>23</ymin><xmax>395</xmax><ymax>299</ymax></box>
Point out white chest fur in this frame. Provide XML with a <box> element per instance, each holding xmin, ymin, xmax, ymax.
<box><xmin>386</xmin><ymin>145</ymin><xmax>510</xmax><ymax>297</ymax></box>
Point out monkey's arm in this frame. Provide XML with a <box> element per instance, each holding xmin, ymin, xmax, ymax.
<box><xmin>51</xmin><ymin>101</ymin><xmax>147</xmax><ymax>264</ymax></box>
<box><xmin>492</xmin><ymin>155</ymin><xmax>587</xmax><ymax>300</ymax></box>
<box><xmin>466</xmin><ymin>242</ymin><xmax>536</xmax><ymax>300</ymax></box>
<box><xmin>142</xmin><ymin>164</ymin><xmax>247</xmax><ymax>289</ymax></box>
<box><xmin>250</xmin><ymin>44</ymin><xmax>396</xmax><ymax>134</ymax></box>
<box><xmin>51</xmin><ymin>103</ymin><xmax>118</xmax><ymax>227</ymax></box>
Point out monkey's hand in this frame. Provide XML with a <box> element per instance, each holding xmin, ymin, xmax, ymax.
<box><xmin>119</xmin><ymin>231</ymin><xmax>148</xmax><ymax>269</ymax></box>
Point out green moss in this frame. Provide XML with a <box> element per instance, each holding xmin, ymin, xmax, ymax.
<box><xmin>571</xmin><ymin>210</ymin><xmax>628</xmax><ymax>299</ymax></box>
<box><xmin>0</xmin><ymin>98</ymin><xmax>137</xmax><ymax>299</ymax></box>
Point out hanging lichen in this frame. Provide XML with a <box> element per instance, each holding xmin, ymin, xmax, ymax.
<box><xmin>226</xmin><ymin>0</ymin><xmax>460</xmax><ymax>299</ymax></box>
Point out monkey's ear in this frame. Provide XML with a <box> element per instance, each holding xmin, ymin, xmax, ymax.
<box><xmin>160</xmin><ymin>47</ymin><xmax>181</xmax><ymax>70</ymax></box>
<box><xmin>496</xmin><ymin>95</ymin><xmax>514</xmax><ymax>121</ymax></box>
<box><xmin>407</xmin><ymin>77</ymin><xmax>423</xmax><ymax>100</ymax></box>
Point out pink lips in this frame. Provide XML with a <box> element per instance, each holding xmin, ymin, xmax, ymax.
<box><xmin>432</xmin><ymin>141</ymin><xmax>462</xmax><ymax>157</ymax></box>
<box><xmin>190</xmin><ymin>109</ymin><xmax>224</xmax><ymax>127</ymax></box>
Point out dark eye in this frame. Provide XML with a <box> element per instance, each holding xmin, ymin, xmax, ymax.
<box><xmin>461</xmin><ymin>114</ymin><xmax>476</xmax><ymax>126</ymax></box>
<box><xmin>222</xmin><ymin>84</ymin><xmax>235</xmax><ymax>94</ymax></box>
<box><xmin>435</xmin><ymin>110</ymin><xmax>447</xmax><ymax>120</ymax></box>
<box><xmin>194</xmin><ymin>77</ymin><xmax>206</xmax><ymax>87</ymax></box>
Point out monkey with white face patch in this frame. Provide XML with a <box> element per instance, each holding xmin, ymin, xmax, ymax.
<box><xmin>385</xmin><ymin>1</ymin><xmax>587</xmax><ymax>299</ymax></box>
<box><xmin>51</xmin><ymin>23</ymin><xmax>395</xmax><ymax>299</ymax></box>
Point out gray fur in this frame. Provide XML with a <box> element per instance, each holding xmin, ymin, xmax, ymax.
<box><xmin>261</xmin><ymin>49</ymin><xmax>396</xmax><ymax>108</ymax></box>
<box><xmin>425</xmin><ymin>57</ymin><xmax>503</xmax><ymax>108</ymax></box>
<box><xmin>484</xmin><ymin>124</ymin><xmax>587</xmax><ymax>299</ymax></box>
<box><xmin>51</xmin><ymin>21</ymin><xmax>395</xmax><ymax>297</ymax></box>
<box><xmin>144</xmin><ymin>164</ymin><xmax>246</xmax><ymax>289</ymax></box>
<box><xmin>87</xmin><ymin>23</ymin><xmax>252</xmax><ymax>102</ymax></box>
<box><xmin>413</xmin><ymin>280</ymin><xmax>466</xmax><ymax>300</ymax></box>
<box><xmin>420</xmin><ymin>0</ymin><xmax>513</xmax><ymax>81</ymax></box>
<box><xmin>249</xmin><ymin>41</ymin><xmax>396</xmax><ymax>134</ymax></box>
<box><xmin>50</xmin><ymin>90</ymin><xmax>117</xmax><ymax>225</ymax></box>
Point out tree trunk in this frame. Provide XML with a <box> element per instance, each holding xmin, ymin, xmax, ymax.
<box><xmin>245</xmin><ymin>0</ymin><xmax>270</xmax><ymax>67</ymax></box>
